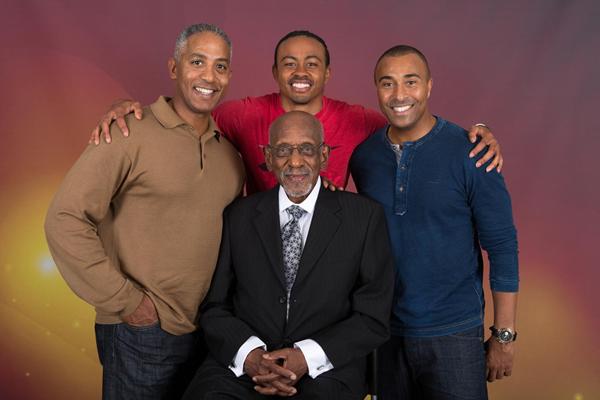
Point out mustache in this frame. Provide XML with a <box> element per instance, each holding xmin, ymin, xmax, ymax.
<box><xmin>387</xmin><ymin>99</ymin><xmax>413</xmax><ymax>108</ymax></box>
<box><xmin>283</xmin><ymin>166</ymin><xmax>312</xmax><ymax>176</ymax></box>
<box><xmin>288</xmin><ymin>75</ymin><xmax>314</xmax><ymax>85</ymax></box>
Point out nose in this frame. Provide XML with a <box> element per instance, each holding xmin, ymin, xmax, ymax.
<box><xmin>201</xmin><ymin>65</ymin><xmax>216</xmax><ymax>83</ymax></box>
<box><xmin>288</xmin><ymin>149</ymin><xmax>305</xmax><ymax>167</ymax></box>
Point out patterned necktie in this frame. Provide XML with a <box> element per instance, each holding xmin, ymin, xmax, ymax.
<box><xmin>281</xmin><ymin>205</ymin><xmax>307</xmax><ymax>294</ymax></box>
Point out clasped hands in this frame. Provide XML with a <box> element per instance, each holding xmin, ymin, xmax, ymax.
<box><xmin>244</xmin><ymin>347</ymin><xmax>309</xmax><ymax>397</ymax></box>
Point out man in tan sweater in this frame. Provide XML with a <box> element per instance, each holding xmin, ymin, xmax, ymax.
<box><xmin>44</xmin><ymin>23</ymin><xmax>244</xmax><ymax>400</ymax></box>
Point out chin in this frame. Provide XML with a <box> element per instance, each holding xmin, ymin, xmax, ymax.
<box><xmin>283</xmin><ymin>183</ymin><xmax>313</xmax><ymax>200</ymax></box>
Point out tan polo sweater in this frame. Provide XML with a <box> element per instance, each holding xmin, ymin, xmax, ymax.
<box><xmin>45</xmin><ymin>96</ymin><xmax>244</xmax><ymax>335</ymax></box>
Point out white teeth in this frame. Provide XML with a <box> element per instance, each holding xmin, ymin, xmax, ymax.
<box><xmin>292</xmin><ymin>82</ymin><xmax>310</xmax><ymax>89</ymax></box>
<box><xmin>393</xmin><ymin>105</ymin><xmax>412</xmax><ymax>112</ymax></box>
<box><xmin>194</xmin><ymin>87</ymin><xmax>215</xmax><ymax>95</ymax></box>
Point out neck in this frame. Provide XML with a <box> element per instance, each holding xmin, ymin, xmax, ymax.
<box><xmin>171</xmin><ymin>97</ymin><xmax>211</xmax><ymax>135</ymax></box>
<box><xmin>280</xmin><ymin>95</ymin><xmax>323</xmax><ymax>115</ymax></box>
<box><xmin>388</xmin><ymin>113</ymin><xmax>436</xmax><ymax>144</ymax></box>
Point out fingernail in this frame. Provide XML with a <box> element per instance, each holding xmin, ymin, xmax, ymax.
<box><xmin>476</xmin><ymin>162</ymin><xmax>481</xmax><ymax>167</ymax></box>
<box><xmin>124</xmin><ymin>131</ymin><xmax>129</xmax><ymax>137</ymax></box>
<box><xmin>106</xmin><ymin>139</ymin><xmax>111</xmax><ymax>143</ymax></box>
<box><xmin>469</xmin><ymin>152</ymin><xmax>474</xmax><ymax>158</ymax></box>
<box><xmin>290</xmin><ymin>374</ymin><xmax>296</xmax><ymax>380</ymax></box>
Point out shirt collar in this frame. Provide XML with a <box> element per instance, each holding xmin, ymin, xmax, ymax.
<box><xmin>278</xmin><ymin>176</ymin><xmax>321</xmax><ymax>215</ymax></box>
<box><xmin>150</xmin><ymin>96</ymin><xmax>218</xmax><ymax>138</ymax></box>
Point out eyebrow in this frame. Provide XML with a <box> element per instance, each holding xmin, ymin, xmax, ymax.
<box><xmin>377</xmin><ymin>73</ymin><xmax>422</xmax><ymax>82</ymax></box>
<box><xmin>189</xmin><ymin>53</ymin><xmax>230</xmax><ymax>63</ymax></box>
<box><xmin>279</xmin><ymin>55</ymin><xmax>323</xmax><ymax>63</ymax></box>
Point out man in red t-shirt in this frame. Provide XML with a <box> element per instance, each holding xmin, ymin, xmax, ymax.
<box><xmin>90</xmin><ymin>30</ymin><xmax>502</xmax><ymax>194</ymax></box>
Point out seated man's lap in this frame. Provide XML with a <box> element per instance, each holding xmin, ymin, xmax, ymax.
<box><xmin>183</xmin><ymin>355</ymin><xmax>363</xmax><ymax>400</ymax></box>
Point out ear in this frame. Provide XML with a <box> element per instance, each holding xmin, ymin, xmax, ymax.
<box><xmin>320</xmin><ymin>144</ymin><xmax>330</xmax><ymax>171</ymax></box>
<box><xmin>263</xmin><ymin>146</ymin><xmax>273</xmax><ymax>171</ymax></box>
<box><xmin>272</xmin><ymin>64</ymin><xmax>278</xmax><ymax>81</ymax></box>
<box><xmin>427</xmin><ymin>78</ymin><xmax>433</xmax><ymax>98</ymax></box>
<box><xmin>324</xmin><ymin>65</ymin><xmax>331</xmax><ymax>85</ymax></box>
<box><xmin>168</xmin><ymin>58</ymin><xmax>177</xmax><ymax>80</ymax></box>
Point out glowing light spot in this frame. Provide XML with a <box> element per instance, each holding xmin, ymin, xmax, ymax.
<box><xmin>25</xmin><ymin>372</ymin><xmax>30</xmax><ymax>377</ymax></box>
<box><xmin>39</xmin><ymin>255</ymin><xmax>56</xmax><ymax>274</ymax></box>
<box><xmin>81</xmin><ymin>348</ymin><xmax>86</xmax><ymax>352</ymax></box>
<box><xmin>11</xmin><ymin>298</ymin><xmax>17</xmax><ymax>303</ymax></box>
<box><xmin>72</xmin><ymin>320</ymin><xmax>80</xmax><ymax>328</ymax></box>
<box><xmin>574</xmin><ymin>394</ymin><xmax>583</xmax><ymax>400</ymax></box>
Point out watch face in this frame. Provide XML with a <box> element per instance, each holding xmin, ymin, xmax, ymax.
<box><xmin>498</xmin><ymin>329</ymin><xmax>513</xmax><ymax>342</ymax></box>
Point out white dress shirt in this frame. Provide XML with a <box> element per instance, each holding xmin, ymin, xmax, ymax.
<box><xmin>229</xmin><ymin>178</ymin><xmax>334</xmax><ymax>378</ymax></box>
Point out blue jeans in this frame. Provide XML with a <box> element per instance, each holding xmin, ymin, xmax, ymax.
<box><xmin>95</xmin><ymin>322</ymin><xmax>203</xmax><ymax>400</ymax></box>
<box><xmin>378</xmin><ymin>325</ymin><xmax>488</xmax><ymax>400</ymax></box>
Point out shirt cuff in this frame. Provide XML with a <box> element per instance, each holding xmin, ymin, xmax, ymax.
<box><xmin>294</xmin><ymin>339</ymin><xmax>334</xmax><ymax>378</ymax></box>
<box><xmin>229</xmin><ymin>336</ymin><xmax>267</xmax><ymax>377</ymax></box>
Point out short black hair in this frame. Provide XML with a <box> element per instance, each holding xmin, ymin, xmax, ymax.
<box><xmin>273</xmin><ymin>30</ymin><xmax>330</xmax><ymax>68</ymax></box>
<box><xmin>375</xmin><ymin>45</ymin><xmax>431</xmax><ymax>79</ymax></box>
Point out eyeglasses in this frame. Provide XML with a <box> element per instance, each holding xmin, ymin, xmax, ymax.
<box><xmin>266</xmin><ymin>143</ymin><xmax>325</xmax><ymax>158</ymax></box>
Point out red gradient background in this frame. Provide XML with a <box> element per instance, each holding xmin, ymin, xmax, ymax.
<box><xmin>1</xmin><ymin>1</ymin><xmax>598</xmax><ymax>399</ymax></box>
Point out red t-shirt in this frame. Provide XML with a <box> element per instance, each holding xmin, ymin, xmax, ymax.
<box><xmin>213</xmin><ymin>93</ymin><xmax>387</xmax><ymax>194</ymax></box>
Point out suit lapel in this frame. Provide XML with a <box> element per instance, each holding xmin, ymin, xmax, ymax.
<box><xmin>294</xmin><ymin>187</ymin><xmax>341</xmax><ymax>287</ymax></box>
<box><xmin>253</xmin><ymin>187</ymin><xmax>286</xmax><ymax>288</ymax></box>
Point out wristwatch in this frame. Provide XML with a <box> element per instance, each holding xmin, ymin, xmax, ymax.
<box><xmin>489</xmin><ymin>326</ymin><xmax>517</xmax><ymax>344</ymax></box>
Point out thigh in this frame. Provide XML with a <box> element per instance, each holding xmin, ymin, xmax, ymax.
<box><xmin>182</xmin><ymin>355</ymin><xmax>259</xmax><ymax>400</ymax></box>
<box><xmin>295</xmin><ymin>376</ymin><xmax>359</xmax><ymax>400</ymax></box>
<box><xmin>97</xmin><ymin>322</ymin><xmax>197</xmax><ymax>400</ymax></box>
<box><xmin>416</xmin><ymin>326</ymin><xmax>488</xmax><ymax>400</ymax></box>
<box><xmin>377</xmin><ymin>336</ymin><xmax>417</xmax><ymax>400</ymax></box>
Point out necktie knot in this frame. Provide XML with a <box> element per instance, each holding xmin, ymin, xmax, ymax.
<box><xmin>286</xmin><ymin>205</ymin><xmax>306</xmax><ymax>222</ymax></box>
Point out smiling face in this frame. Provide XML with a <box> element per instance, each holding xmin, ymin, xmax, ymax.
<box><xmin>375</xmin><ymin>53</ymin><xmax>434</xmax><ymax>141</ymax></box>
<box><xmin>265</xmin><ymin>112</ymin><xmax>329</xmax><ymax>203</ymax></box>
<box><xmin>273</xmin><ymin>36</ymin><xmax>330</xmax><ymax>114</ymax></box>
<box><xmin>169</xmin><ymin>31</ymin><xmax>231</xmax><ymax>122</ymax></box>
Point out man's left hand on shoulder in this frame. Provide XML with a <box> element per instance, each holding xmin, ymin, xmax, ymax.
<box><xmin>485</xmin><ymin>338</ymin><xmax>515</xmax><ymax>382</ymax></box>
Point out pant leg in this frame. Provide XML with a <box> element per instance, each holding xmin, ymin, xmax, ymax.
<box><xmin>182</xmin><ymin>355</ymin><xmax>260</xmax><ymax>400</ymax></box>
<box><xmin>95</xmin><ymin>322</ymin><xmax>198</xmax><ymax>400</ymax></box>
<box><xmin>377</xmin><ymin>336</ymin><xmax>418</xmax><ymax>400</ymax></box>
<box><xmin>294</xmin><ymin>375</ymin><xmax>361</xmax><ymax>400</ymax></box>
<box><xmin>410</xmin><ymin>326</ymin><xmax>488</xmax><ymax>400</ymax></box>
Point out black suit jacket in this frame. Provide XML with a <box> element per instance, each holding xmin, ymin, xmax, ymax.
<box><xmin>200</xmin><ymin>186</ymin><xmax>394</xmax><ymax>393</ymax></box>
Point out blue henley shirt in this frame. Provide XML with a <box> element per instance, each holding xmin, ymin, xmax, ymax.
<box><xmin>350</xmin><ymin>117</ymin><xmax>519</xmax><ymax>337</ymax></box>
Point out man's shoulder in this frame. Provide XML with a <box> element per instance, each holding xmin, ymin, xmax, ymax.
<box><xmin>435</xmin><ymin>117</ymin><xmax>471</xmax><ymax>148</ymax></box>
<box><xmin>322</xmin><ymin>189</ymin><xmax>384</xmax><ymax>217</ymax></box>
<box><xmin>216</xmin><ymin>93</ymin><xmax>278</xmax><ymax>113</ymax></box>
<box><xmin>351</xmin><ymin>126</ymin><xmax>387</xmax><ymax>157</ymax></box>
<box><xmin>224</xmin><ymin>188</ymin><xmax>276</xmax><ymax>216</ymax></box>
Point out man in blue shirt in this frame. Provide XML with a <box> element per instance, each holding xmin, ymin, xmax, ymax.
<box><xmin>350</xmin><ymin>45</ymin><xmax>519</xmax><ymax>400</ymax></box>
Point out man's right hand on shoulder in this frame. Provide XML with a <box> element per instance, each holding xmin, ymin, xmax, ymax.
<box><xmin>89</xmin><ymin>99</ymin><xmax>144</xmax><ymax>145</ymax></box>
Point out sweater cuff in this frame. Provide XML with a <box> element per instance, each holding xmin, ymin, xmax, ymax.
<box><xmin>118</xmin><ymin>283</ymin><xmax>145</xmax><ymax>318</ymax></box>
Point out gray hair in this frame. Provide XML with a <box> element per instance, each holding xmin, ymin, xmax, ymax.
<box><xmin>173</xmin><ymin>23</ymin><xmax>232</xmax><ymax>61</ymax></box>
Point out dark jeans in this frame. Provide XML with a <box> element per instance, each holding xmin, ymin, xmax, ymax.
<box><xmin>95</xmin><ymin>322</ymin><xmax>205</xmax><ymax>400</ymax></box>
<box><xmin>378</xmin><ymin>325</ymin><xmax>488</xmax><ymax>400</ymax></box>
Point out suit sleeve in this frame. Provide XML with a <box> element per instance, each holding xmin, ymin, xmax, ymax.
<box><xmin>310</xmin><ymin>204</ymin><xmax>394</xmax><ymax>368</ymax></box>
<box><xmin>44</xmin><ymin>132</ymin><xmax>144</xmax><ymax>318</ymax></box>
<box><xmin>199</xmin><ymin>208</ymin><xmax>263</xmax><ymax>366</ymax></box>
